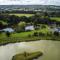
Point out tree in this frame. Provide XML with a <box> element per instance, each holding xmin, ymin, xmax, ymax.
<box><xmin>6</xmin><ymin>31</ymin><xmax>10</xmax><ymax>37</ymax></box>
<box><xmin>8</xmin><ymin>15</ymin><xmax>20</xmax><ymax>25</ymax></box>
<box><xmin>33</xmin><ymin>32</ymin><xmax>38</xmax><ymax>36</ymax></box>
<box><xmin>16</xmin><ymin>22</ymin><xmax>26</xmax><ymax>32</ymax></box>
<box><xmin>20</xmin><ymin>16</ymin><xmax>28</xmax><ymax>22</ymax></box>
<box><xmin>0</xmin><ymin>22</ymin><xmax>3</xmax><ymax>29</ymax></box>
<box><xmin>44</xmin><ymin>12</ymin><xmax>49</xmax><ymax>17</ymax></box>
<box><xmin>54</xmin><ymin>31</ymin><xmax>59</xmax><ymax>36</ymax></box>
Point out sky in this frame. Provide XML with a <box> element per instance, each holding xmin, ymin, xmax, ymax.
<box><xmin>0</xmin><ymin>0</ymin><xmax>60</xmax><ymax>5</ymax></box>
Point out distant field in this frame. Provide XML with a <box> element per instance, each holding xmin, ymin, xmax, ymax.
<box><xmin>51</xmin><ymin>17</ymin><xmax>60</xmax><ymax>21</ymax></box>
<box><xmin>9</xmin><ymin>14</ymin><xmax>60</xmax><ymax>21</ymax></box>
<box><xmin>9</xmin><ymin>13</ymin><xmax>34</xmax><ymax>17</ymax></box>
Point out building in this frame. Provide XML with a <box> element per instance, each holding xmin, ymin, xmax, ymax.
<box><xmin>2</xmin><ymin>28</ymin><xmax>14</xmax><ymax>33</ymax></box>
<box><xmin>25</xmin><ymin>25</ymin><xmax>34</xmax><ymax>31</ymax></box>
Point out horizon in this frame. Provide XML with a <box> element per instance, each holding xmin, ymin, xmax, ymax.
<box><xmin>0</xmin><ymin>0</ymin><xmax>60</xmax><ymax>6</ymax></box>
<box><xmin>0</xmin><ymin>5</ymin><xmax>60</xmax><ymax>6</ymax></box>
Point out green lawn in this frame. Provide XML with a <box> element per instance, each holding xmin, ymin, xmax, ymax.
<box><xmin>9</xmin><ymin>13</ymin><xmax>34</xmax><ymax>17</ymax></box>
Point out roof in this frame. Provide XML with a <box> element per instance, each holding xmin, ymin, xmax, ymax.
<box><xmin>25</xmin><ymin>25</ymin><xmax>34</xmax><ymax>31</ymax></box>
<box><xmin>3</xmin><ymin>28</ymin><xmax>14</xmax><ymax>33</ymax></box>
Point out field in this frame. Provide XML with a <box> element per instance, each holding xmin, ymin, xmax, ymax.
<box><xmin>9</xmin><ymin>14</ymin><xmax>60</xmax><ymax>21</ymax></box>
<box><xmin>51</xmin><ymin>17</ymin><xmax>60</xmax><ymax>21</ymax></box>
<box><xmin>9</xmin><ymin>13</ymin><xmax>34</xmax><ymax>17</ymax></box>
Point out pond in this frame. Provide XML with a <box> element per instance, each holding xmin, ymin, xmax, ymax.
<box><xmin>0</xmin><ymin>40</ymin><xmax>60</xmax><ymax>60</ymax></box>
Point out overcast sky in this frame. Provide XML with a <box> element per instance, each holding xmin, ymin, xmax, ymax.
<box><xmin>0</xmin><ymin>0</ymin><xmax>60</xmax><ymax>5</ymax></box>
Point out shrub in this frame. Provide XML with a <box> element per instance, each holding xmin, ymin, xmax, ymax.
<box><xmin>39</xmin><ymin>32</ymin><xmax>45</xmax><ymax>36</ymax></box>
<box><xmin>41</xmin><ymin>25</ymin><xmax>46</xmax><ymax>29</ymax></box>
<box><xmin>6</xmin><ymin>31</ymin><xmax>11</xmax><ymax>37</ymax></box>
<box><xmin>33</xmin><ymin>32</ymin><xmax>38</xmax><ymax>36</ymax></box>
<box><xmin>54</xmin><ymin>31</ymin><xmax>59</xmax><ymax>36</ymax></box>
<box><xmin>46</xmin><ymin>32</ymin><xmax>53</xmax><ymax>36</ymax></box>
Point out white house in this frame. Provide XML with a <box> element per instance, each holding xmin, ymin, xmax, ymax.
<box><xmin>25</xmin><ymin>25</ymin><xmax>34</xmax><ymax>31</ymax></box>
<box><xmin>2</xmin><ymin>28</ymin><xmax>14</xmax><ymax>33</ymax></box>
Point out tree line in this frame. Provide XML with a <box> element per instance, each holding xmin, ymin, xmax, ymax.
<box><xmin>0</xmin><ymin>12</ymin><xmax>60</xmax><ymax>30</ymax></box>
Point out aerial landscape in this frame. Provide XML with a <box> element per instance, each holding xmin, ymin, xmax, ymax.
<box><xmin>0</xmin><ymin>0</ymin><xmax>60</xmax><ymax>60</ymax></box>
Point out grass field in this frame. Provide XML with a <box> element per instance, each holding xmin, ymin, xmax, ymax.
<box><xmin>9</xmin><ymin>14</ymin><xmax>60</xmax><ymax>22</ymax></box>
<box><xmin>51</xmin><ymin>17</ymin><xmax>60</xmax><ymax>21</ymax></box>
<box><xmin>9</xmin><ymin>13</ymin><xmax>34</xmax><ymax>17</ymax></box>
<box><xmin>9</xmin><ymin>13</ymin><xmax>60</xmax><ymax>22</ymax></box>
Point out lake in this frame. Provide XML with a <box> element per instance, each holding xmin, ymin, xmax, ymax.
<box><xmin>0</xmin><ymin>40</ymin><xmax>60</xmax><ymax>60</ymax></box>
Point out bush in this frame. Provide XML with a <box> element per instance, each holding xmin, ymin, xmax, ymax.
<box><xmin>54</xmin><ymin>31</ymin><xmax>59</xmax><ymax>36</ymax></box>
<box><xmin>39</xmin><ymin>32</ymin><xmax>45</xmax><ymax>36</ymax></box>
<box><xmin>41</xmin><ymin>25</ymin><xmax>46</xmax><ymax>29</ymax></box>
<box><xmin>46</xmin><ymin>32</ymin><xmax>53</xmax><ymax>36</ymax></box>
<box><xmin>33</xmin><ymin>32</ymin><xmax>38</xmax><ymax>36</ymax></box>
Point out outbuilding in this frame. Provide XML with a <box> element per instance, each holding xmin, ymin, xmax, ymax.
<box><xmin>25</xmin><ymin>25</ymin><xmax>34</xmax><ymax>31</ymax></box>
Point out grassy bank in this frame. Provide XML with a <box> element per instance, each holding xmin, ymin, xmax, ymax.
<box><xmin>12</xmin><ymin>51</ymin><xmax>43</xmax><ymax>60</ymax></box>
<box><xmin>0</xmin><ymin>34</ymin><xmax>60</xmax><ymax>46</ymax></box>
<box><xmin>0</xmin><ymin>26</ymin><xmax>60</xmax><ymax>46</ymax></box>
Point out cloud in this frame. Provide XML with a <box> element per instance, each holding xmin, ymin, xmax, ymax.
<box><xmin>0</xmin><ymin>0</ymin><xmax>60</xmax><ymax>5</ymax></box>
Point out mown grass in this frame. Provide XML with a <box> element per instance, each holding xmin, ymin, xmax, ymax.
<box><xmin>12</xmin><ymin>51</ymin><xmax>43</xmax><ymax>60</ymax></box>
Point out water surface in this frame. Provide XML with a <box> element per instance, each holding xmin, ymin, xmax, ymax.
<box><xmin>0</xmin><ymin>40</ymin><xmax>60</xmax><ymax>60</ymax></box>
